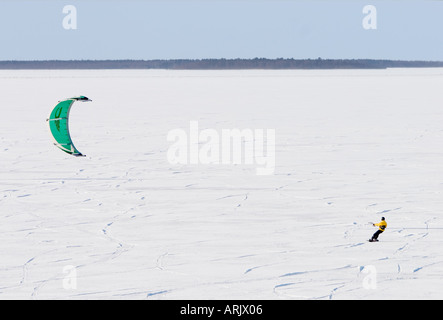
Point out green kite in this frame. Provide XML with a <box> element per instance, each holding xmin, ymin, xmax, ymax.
<box><xmin>47</xmin><ymin>96</ymin><xmax>91</xmax><ymax>157</ymax></box>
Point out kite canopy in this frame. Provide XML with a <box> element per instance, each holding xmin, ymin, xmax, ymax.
<box><xmin>47</xmin><ymin>96</ymin><xmax>91</xmax><ymax>157</ymax></box>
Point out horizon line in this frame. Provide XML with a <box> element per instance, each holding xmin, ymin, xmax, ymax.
<box><xmin>1</xmin><ymin>58</ymin><xmax>443</xmax><ymax>70</ymax></box>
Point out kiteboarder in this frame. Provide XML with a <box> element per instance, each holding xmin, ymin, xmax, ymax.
<box><xmin>369</xmin><ymin>217</ymin><xmax>387</xmax><ymax>242</ymax></box>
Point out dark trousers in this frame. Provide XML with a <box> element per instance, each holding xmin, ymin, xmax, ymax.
<box><xmin>371</xmin><ymin>230</ymin><xmax>383</xmax><ymax>240</ymax></box>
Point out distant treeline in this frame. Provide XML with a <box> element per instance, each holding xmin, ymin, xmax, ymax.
<box><xmin>1</xmin><ymin>58</ymin><xmax>443</xmax><ymax>70</ymax></box>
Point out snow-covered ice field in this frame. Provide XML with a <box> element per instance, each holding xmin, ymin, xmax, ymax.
<box><xmin>1</xmin><ymin>68</ymin><xmax>443</xmax><ymax>299</ymax></box>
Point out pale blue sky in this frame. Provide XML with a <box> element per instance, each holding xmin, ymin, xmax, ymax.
<box><xmin>0</xmin><ymin>0</ymin><xmax>442</xmax><ymax>60</ymax></box>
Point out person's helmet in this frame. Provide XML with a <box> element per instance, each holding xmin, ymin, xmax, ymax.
<box><xmin>381</xmin><ymin>217</ymin><xmax>385</xmax><ymax>221</ymax></box>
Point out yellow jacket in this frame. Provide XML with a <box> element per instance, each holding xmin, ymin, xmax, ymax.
<box><xmin>374</xmin><ymin>220</ymin><xmax>387</xmax><ymax>231</ymax></box>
